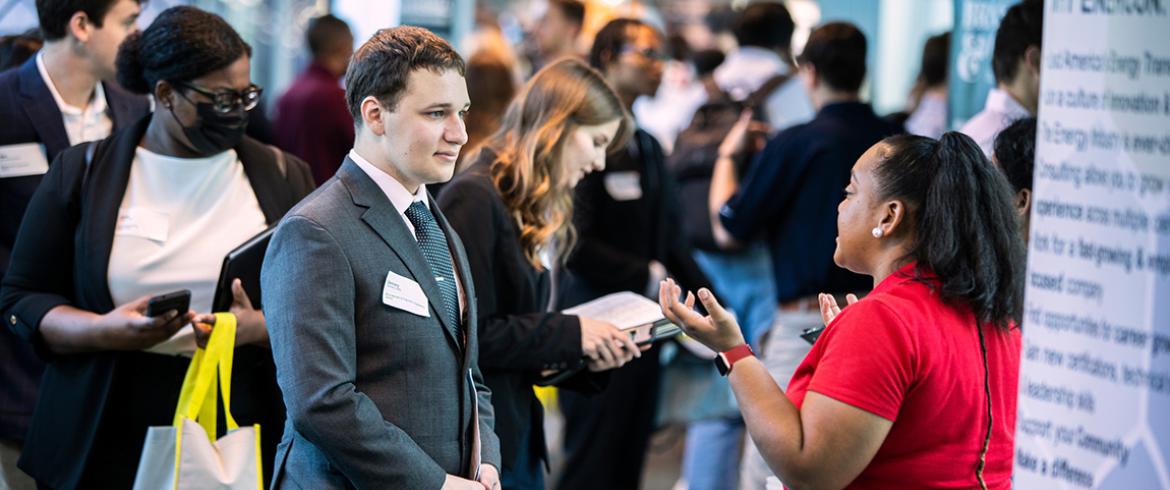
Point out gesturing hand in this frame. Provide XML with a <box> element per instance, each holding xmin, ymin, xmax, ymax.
<box><xmin>658</xmin><ymin>278</ymin><xmax>744</xmax><ymax>353</ymax></box>
<box><xmin>817</xmin><ymin>293</ymin><xmax>859</xmax><ymax>327</ymax></box>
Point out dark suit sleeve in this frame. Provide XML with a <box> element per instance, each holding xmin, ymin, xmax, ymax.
<box><xmin>0</xmin><ymin>148</ymin><xmax>84</xmax><ymax>359</ymax></box>
<box><xmin>565</xmin><ymin>171</ymin><xmax>651</xmax><ymax>293</ymax></box>
<box><xmin>439</xmin><ymin>180</ymin><xmax>585</xmax><ymax>372</ymax></box>
<box><xmin>470</xmin><ymin>353</ymin><xmax>502</xmax><ymax>469</ymax></box>
<box><xmin>263</xmin><ymin>215</ymin><xmax>447</xmax><ymax>489</ymax></box>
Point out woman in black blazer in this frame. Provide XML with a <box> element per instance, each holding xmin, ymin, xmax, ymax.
<box><xmin>438</xmin><ymin>59</ymin><xmax>642</xmax><ymax>490</ymax></box>
<box><xmin>557</xmin><ymin>19</ymin><xmax>716</xmax><ymax>490</ymax></box>
<box><xmin>0</xmin><ymin>8</ymin><xmax>313</xmax><ymax>488</ymax></box>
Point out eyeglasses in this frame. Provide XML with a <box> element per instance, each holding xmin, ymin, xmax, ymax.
<box><xmin>172</xmin><ymin>80</ymin><xmax>263</xmax><ymax>113</ymax></box>
<box><xmin>620</xmin><ymin>46</ymin><xmax>669</xmax><ymax>62</ymax></box>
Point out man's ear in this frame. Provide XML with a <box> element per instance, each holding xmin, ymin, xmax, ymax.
<box><xmin>799</xmin><ymin>64</ymin><xmax>819</xmax><ymax>89</ymax></box>
<box><xmin>67</xmin><ymin>11</ymin><xmax>93</xmax><ymax>43</ymax></box>
<box><xmin>1015</xmin><ymin>188</ymin><xmax>1032</xmax><ymax>217</ymax></box>
<box><xmin>360</xmin><ymin>96</ymin><xmax>386</xmax><ymax>136</ymax></box>
<box><xmin>1024</xmin><ymin>45</ymin><xmax>1041</xmax><ymax>74</ymax></box>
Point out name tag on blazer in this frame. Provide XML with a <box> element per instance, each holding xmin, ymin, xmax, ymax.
<box><xmin>0</xmin><ymin>143</ymin><xmax>50</xmax><ymax>179</ymax></box>
<box><xmin>382</xmin><ymin>270</ymin><xmax>430</xmax><ymax>317</ymax></box>
<box><xmin>604</xmin><ymin>171</ymin><xmax>642</xmax><ymax>201</ymax></box>
<box><xmin>115</xmin><ymin>208</ymin><xmax>169</xmax><ymax>242</ymax></box>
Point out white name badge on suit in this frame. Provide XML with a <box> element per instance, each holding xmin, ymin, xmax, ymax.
<box><xmin>382</xmin><ymin>270</ymin><xmax>430</xmax><ymax>317</ymax></box>
<box><xmin>0</xmin><ymin>143</ymin><xmax>50</xmax><ymax>179</ymax></box>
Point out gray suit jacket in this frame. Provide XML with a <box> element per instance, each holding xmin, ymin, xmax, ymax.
<box><xmin>263</xmin><ymin>158</ymin><xmax>501</xmax><ymax>489</ymax></box>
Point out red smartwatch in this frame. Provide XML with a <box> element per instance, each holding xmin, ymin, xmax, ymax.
<box><xmin>714</xmin><ymin>343</ymin><xmax>754</xmax><ymax>376</ymax></box>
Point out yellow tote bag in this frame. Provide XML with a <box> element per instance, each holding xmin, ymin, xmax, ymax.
<box><xmin>132</xmin><ymin>313</ymin><xmax>263</xmax><ymax>490</ymax></box>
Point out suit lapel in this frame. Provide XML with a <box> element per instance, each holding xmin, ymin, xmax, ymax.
<box><xmin>16</xmin><ymin>58</ymin><xmax>70</xmax><ymax>160</ymax></box>
<box><xmin>339</xmin><ymin>160</ymin><xmax>462</xmax><ymax>351</ymax></box>
<box><xmin>236</xmin><ymin>138</ymin><xmax>289</xmax><ymax>224</ymax></box>
<box><xmin>81</xmin><ymin>117</ymin><xmax>150</xmax><ymax>312</ymax></box>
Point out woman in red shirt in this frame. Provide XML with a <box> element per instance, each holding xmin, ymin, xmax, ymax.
<box><xmin>661</xmin><ymin>132</ymin><xmax>1025</xmax><ymax>489</ymax></box>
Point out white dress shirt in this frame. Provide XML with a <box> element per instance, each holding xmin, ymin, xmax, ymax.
<box><xmin>959</xmin><ymin>88</ymin><xmax>1032</xmax><ymax>157</ymax></box>
<box><xmin>349</xmin><ymin>149</ymin><xmax>466</xmax><ymax>314</ymax></box>
<box><xmin>36</xmin><ymin>52</ymin><xmax>114</xmax><ymax>146</ymax></box>
<box><xmin>712</xmin><ymin>46</ymin><xmax>815</xmax><ymax>133</ymax></box>
<box><xmin>906</xmin><ymin>91</ymin><xmax>949</xmax><ymax>139</ymax></box>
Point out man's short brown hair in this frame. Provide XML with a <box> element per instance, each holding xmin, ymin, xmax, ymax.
<box><xmin>344</xmin><ymin>26</ymin><xmax>466</xmax><ymax>124</ymax></box>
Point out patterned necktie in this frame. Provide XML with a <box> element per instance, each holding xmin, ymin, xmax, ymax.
<box><xmin>404</xmin><ymin>201</ymin><xmax>461</xmax><ymax>342</ymax></box>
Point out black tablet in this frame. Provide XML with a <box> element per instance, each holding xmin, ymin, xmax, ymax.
<box><xmin>212</xmin><ymin>227</ymin><xmax>275</xmax><ymax>312</ymax></box>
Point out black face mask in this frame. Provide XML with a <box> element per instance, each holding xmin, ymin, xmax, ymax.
<box><xmin>169</xmin><ymin>101</ymin><xmax>249</xmax><ymax>156</ymax></box>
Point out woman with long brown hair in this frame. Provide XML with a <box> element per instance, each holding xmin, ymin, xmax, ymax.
<box><xmin>438</xmin><ymin>58</ymin><xmax>640</xmax><ymax>489</ymax></box>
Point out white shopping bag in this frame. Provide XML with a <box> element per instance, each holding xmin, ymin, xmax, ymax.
<box><xmin>133</xmin><ymin>313</ymin><xmax>263</xmax><ymax>490</ymax></box>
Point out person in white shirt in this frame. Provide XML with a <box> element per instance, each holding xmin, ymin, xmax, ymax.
<box><xmin>959</xmin><ymin>0</ymin><xmax>1043</xmax><ymax>156</ymax></box>
<box><xmin>905</xmin><ymin>32</ymin><xmax>950</xmax><ymax>139</ymax></box>
<box><xmin>713</xmin><ymin>3</ymin><xmax>815</xmax><ymax>134</ymax></box>
<box><xmin>32</xmin><ymin>0</ymin><xmax>143</xmax><ymax>145</ymax></box>
<box><xmin>637</xmin><ymin>3</ymin><xmax>815</xmax><ymax>148</ymax></box>
<box><xmin>0</xmin><ymin>7</ymin><xmax>314</xmax><ymax>487</ymax></box>
<box><xmin>0</xmin><ymin>2</ymin><xmax>149</xmax><ymax>488</ymax></box>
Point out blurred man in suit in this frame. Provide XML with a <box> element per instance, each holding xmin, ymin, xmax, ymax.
<box><xmin>262</xmin><ymin>26</ymin><xmax>501</xmax><ymax>489</ymax></box>
<box><xmin>0</xmin><ymin>1</ymin><xmax>148</xmax><ymax>486</ymax></box>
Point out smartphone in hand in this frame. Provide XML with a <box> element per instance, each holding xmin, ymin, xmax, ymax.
<box><xmin>145</xmin><ymin>289</ymin><xmax>191</xmax><ymax>318</ymax></box>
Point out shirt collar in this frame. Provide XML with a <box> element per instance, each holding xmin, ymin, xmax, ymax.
<box><xmin>714</xmin><ymin>46</ymin><xmax>791</xmax><ymax>98</ymax></box>
<box><xmin>726</xmin><ymin>46</ymin><xmax>785</xmax><ymax>67</ymax></box>
<box><xmin>36</xmin><ymin>51</ymin><xmax>107</xmax><ymax>117</ymax></box>
<box><xmin>348</xmin><ymin>148</ymin><xmax>428</xmax><ymax>216</ymax></box>
<box><xmin>816</xmin><ymin>100</ymin><xmax>871</xmax><ymax>118</ymax></box>
<box><xmin>872</xmin><ymin>261</ymin><xmax>937</xmax><ymax>296</ymax></box>
<box><xmin>983</xmin><ymin>88</ymin><xmax>1031</xmax><ymax>120</ymax></box>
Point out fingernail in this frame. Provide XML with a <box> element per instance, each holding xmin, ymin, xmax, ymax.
<box><xmin>699</xmin><ymin>289</ymin><xmax>709</xmax><ymax>300</ymax></box>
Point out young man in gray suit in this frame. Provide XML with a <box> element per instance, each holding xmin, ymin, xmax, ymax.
<box><xmin>262</xmin><ymin>26</ymin><xmax>500</xmax><ymax>490</ymax></box>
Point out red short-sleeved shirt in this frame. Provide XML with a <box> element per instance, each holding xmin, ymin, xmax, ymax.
<box><xmin>785</xmin><ymin>263</ymin><xmax>1021</xmax><ymax>489</ymax></box>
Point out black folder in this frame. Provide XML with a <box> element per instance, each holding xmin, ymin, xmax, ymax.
<box><xmin>211</xmin><ymin>227</ymin><xmax>275</xmax><ymax>312</ymax></box>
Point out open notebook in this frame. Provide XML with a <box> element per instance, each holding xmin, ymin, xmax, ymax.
<box><xmin>562</xmin><ymin>291</ymin><xmax>681</xmax><ymax>345</ymax></box>
<box><xmin>537</xmin><ymin>292</ymin><xmax>680</xmax><ymax>386</ymax></box>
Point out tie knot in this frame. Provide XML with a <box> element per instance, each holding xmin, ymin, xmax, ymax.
<box><xmin>404</xmin><ymin>201</ymin><xmax>434</xmax><ymax>228</ymax></box>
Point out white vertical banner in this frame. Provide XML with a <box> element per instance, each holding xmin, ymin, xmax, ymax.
<box><xmin>1016</xmin><ymin>1</ymin><xmax>1170</xmax><ymax>489</ymax></box>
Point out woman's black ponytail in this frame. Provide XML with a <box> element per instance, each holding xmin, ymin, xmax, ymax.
<box><xmin>877</xmin><ymin>132</ymin><xmax>1026</xmax><ymax>330</ymax></box>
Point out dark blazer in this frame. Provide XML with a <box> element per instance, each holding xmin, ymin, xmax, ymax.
<box><xmin>437</xmin><ymin>151</ymin><xmax>606</xmax><ymax>470</ymax></box>
<box><xmin>263</xmin><ymin>158</ymin><xmax>501</xmax><ymax>488</ymax></box>
<box><xmin>560</xmin><ymin>128</ymin><xmax>711</xmax><ymax>306</ymax></box>
<box><xmin>0</xmin><ymin>58</ymin><xmax>150</xmax><ymax>443</ymax></box>
<box><xmin>0</xmin><ymin>116</ymin><xmax>314</xmax><ymax>489</ymax></box>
